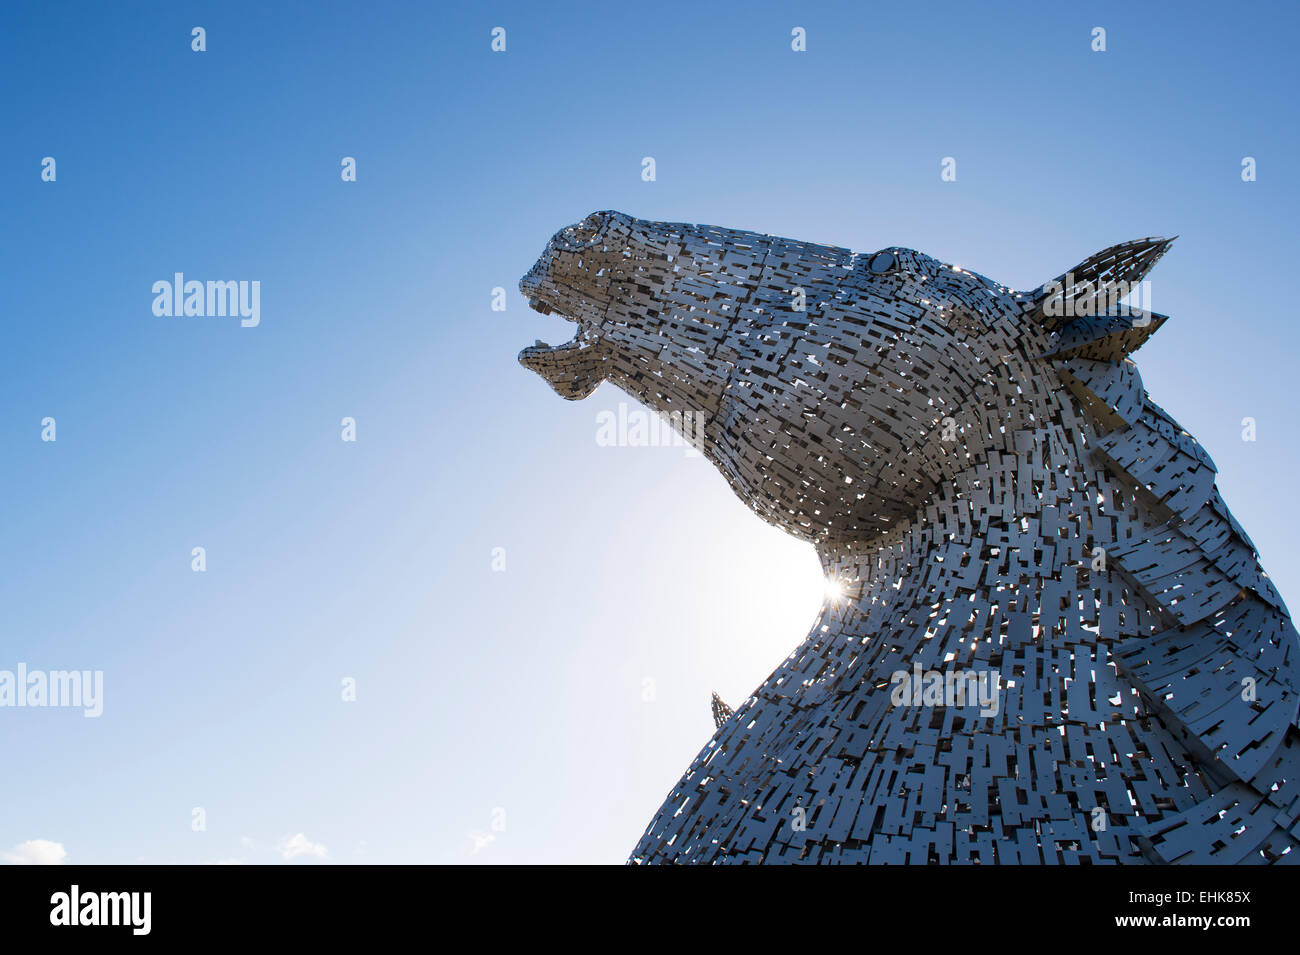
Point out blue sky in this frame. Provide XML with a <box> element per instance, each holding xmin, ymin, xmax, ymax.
<box><xmin>0</xmin><ymin>0</ymin><xmax>1296</xmax><ymax>863</ymax></box>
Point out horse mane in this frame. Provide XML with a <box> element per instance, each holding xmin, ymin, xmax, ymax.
<box><xmin>1016</xmin><ymin>243</ymin><xmax>1299</xmax><ymax>847</ymax></box>
<box><xmin>1015</xmin><ymin>237</ymin><xmax>1286</xmax><ymax>624</ymax></box>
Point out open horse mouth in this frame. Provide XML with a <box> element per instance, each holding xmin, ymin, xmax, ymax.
<box><xmin>517</xmin><ymin>302</ymin><xmax>609</xmax><ymax>401</ymax></box>
<box><xmin>517</xmin><ymin>264</ymin><xmax>611</xmax><ymax>400</ymax></box>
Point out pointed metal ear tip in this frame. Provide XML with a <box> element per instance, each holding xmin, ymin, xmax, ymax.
<box><xmin>1023</xmin><ymin>235</ymin><xmax>1180</xmax><ymax>330</ymax></box>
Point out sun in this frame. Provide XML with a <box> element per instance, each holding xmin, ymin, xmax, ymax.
<box><xmin>824</xmin><ymin>577</ymin><xmax>846</xmax><ymax>603</ymax></box>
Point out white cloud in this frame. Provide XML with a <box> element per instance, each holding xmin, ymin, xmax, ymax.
<box><xmin>3</xmin><ymin>839</ymin><xmax>67</xmax><ymax>865</ymax></box>
<box><xmin>278</xmin><ymin>833</ymin><xmax>328</xmax><ymax>862</ymax></box>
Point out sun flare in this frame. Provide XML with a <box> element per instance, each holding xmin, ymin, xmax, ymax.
<box><xmin>824</xmin><ymin>577</ymin><xmax>846</xmax><ymax>603</ymax></box>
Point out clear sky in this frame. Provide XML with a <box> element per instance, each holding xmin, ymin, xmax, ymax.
<box><xmin>1</xmin><ymin>0</ymin><xmax>1296</xmax><ymax>864</ymax></box>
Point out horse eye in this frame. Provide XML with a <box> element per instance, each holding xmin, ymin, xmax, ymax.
<box><xmin>868</xmin><ymin>251</ymin><xmax>898</xmax><ymax>274</ymax></box>
<box><xmin>567</xmin><ymin>213</ymin><xmax>608</xmax><ymax>245</ymax></box>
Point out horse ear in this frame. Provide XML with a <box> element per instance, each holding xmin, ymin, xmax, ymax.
<box><xmin>1021</xmin><ymin>236</ymin><xmax>1175</xmax><ymax>331</ymax></box>
<box><xmin>1035</xmin><ymin>309</ymin><xmax>1168</xmax><ymax>362</ymax></box>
